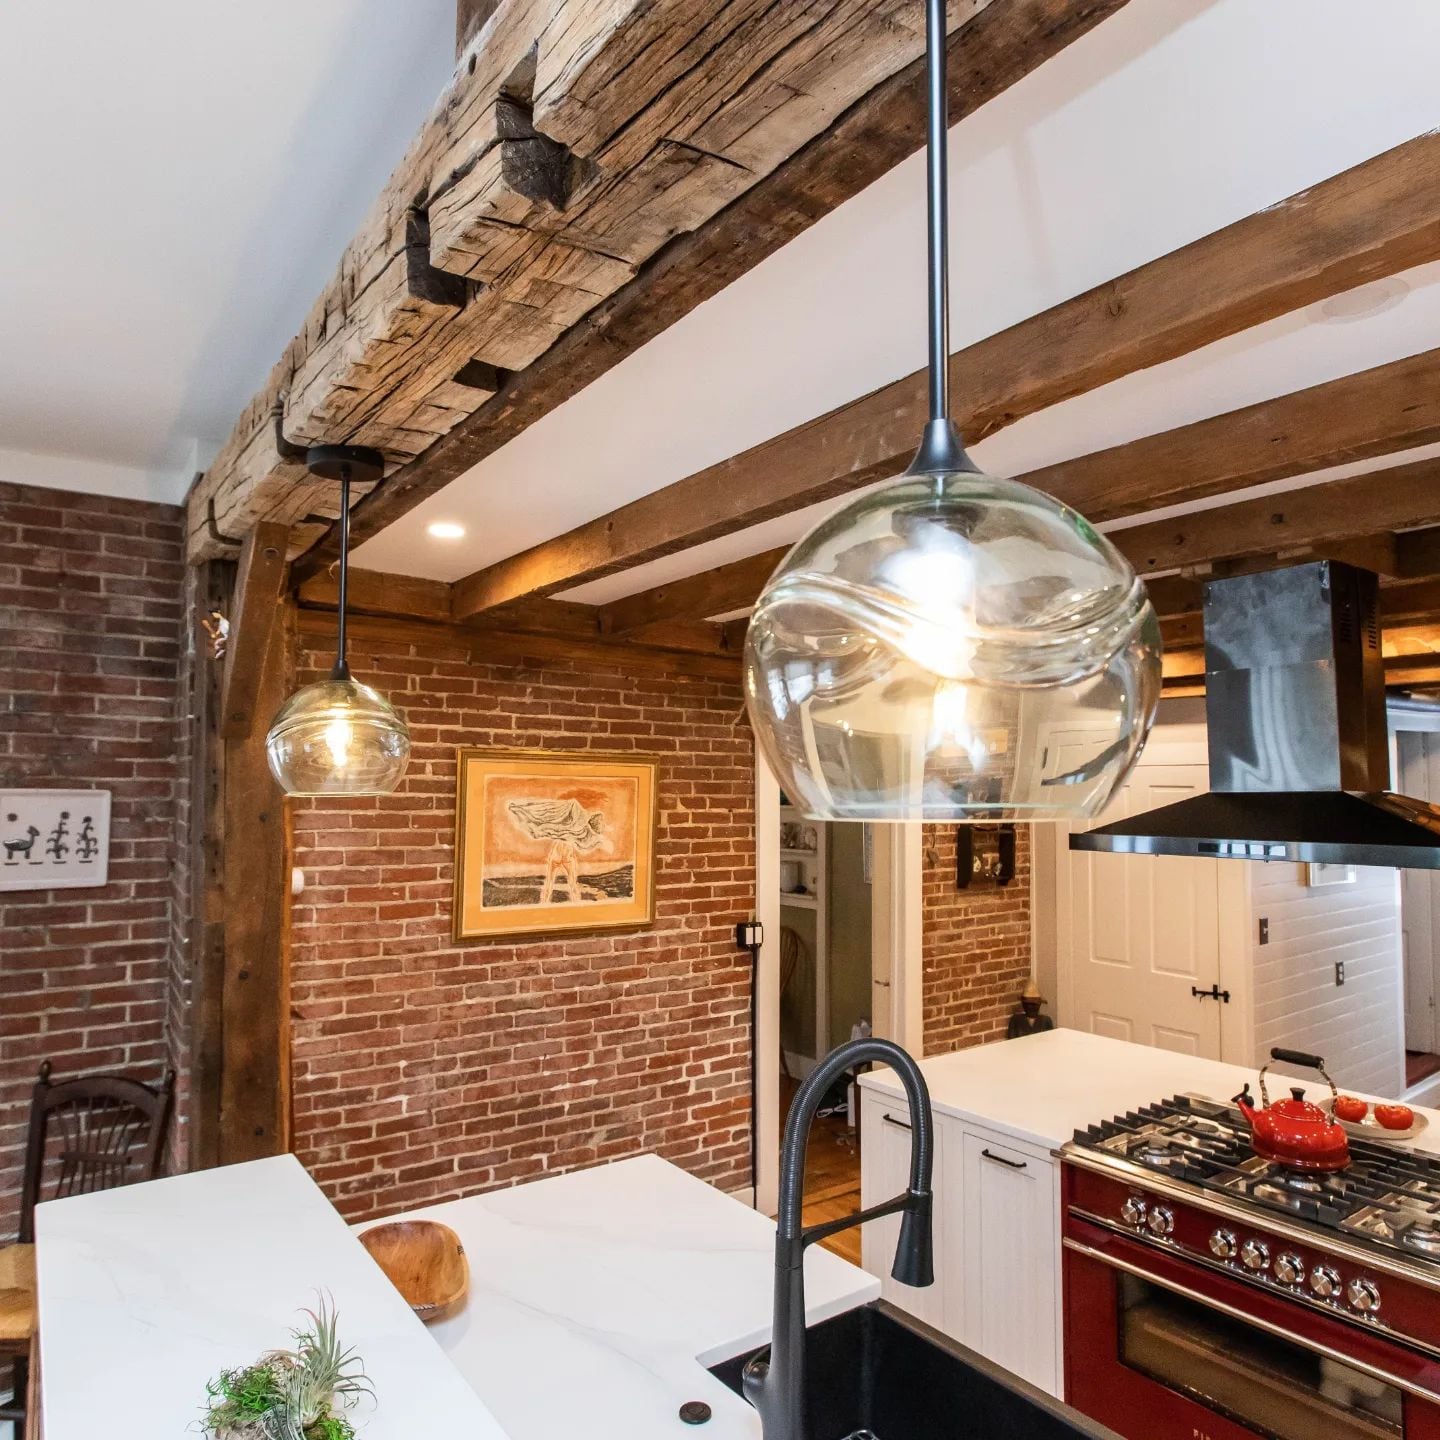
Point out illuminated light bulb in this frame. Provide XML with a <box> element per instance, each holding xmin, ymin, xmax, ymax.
<box><xmin>324</xmin><ymin>716</ymin><xmax>353</xmax><ymax>771</ymax></box>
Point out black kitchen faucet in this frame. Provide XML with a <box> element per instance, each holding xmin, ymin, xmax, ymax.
<box><xmin>743</xmin><ymin>1038</ymin><xmax>935</xmax><ymax>1440</ymax></box>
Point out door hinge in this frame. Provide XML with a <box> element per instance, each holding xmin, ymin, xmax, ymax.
<box><xmin>1191</xmin><ymin>983</ymin><xmax>1231</xmax><ymax>1004</ymax></box>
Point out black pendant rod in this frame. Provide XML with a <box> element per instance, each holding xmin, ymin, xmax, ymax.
<box><xmin>333</xmin><ymin>467</ymin><xmax>352</xmax><ymax>682</ymax></box>
<box><xmin>908</xmin><ymin>0</ymin><xmax>975</xmax><ymax>478</ymax></box>
<box><xmin>924</xmin><ymin>0</ymin><xmax>950</xmax><ymax>426</ymax></box>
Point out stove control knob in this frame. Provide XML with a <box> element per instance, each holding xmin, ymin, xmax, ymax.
<box><xmin>1273</xmin><ymin>1253</ymin><xmax>1305</xmax><ymax>1286</ymax></box>
<box><xmin>1240</xmin><ymin>1239</ymin><xmax>1270</xmax><ymax>1272</ymax></box>
<box><xmin>1208</xmin><ymin>1229</ymin><xmax>1238</xmax><ymax>1260</ymax></box>
<box><xmin>1310</xmin><ymin>1266</ymin><xmax>1343</xmax><ymax>1299</ymax></box>
<box><xmin>1147</xmin><ymin>1205</ymin><xmax>1175</xmax><ymax>1238</ymax></box>
<box><xmin>1347</xmin><ymin>1278</ymin><xmax>1382</xmax><ymax>1315</ymax></box>
<box><xmin>1120</xmin><ymin>1196</ymin><xmax>1148</xmax><ymax>1227</ymax></box>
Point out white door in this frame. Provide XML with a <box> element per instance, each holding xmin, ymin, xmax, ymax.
<box><xmin>1400</xmin><ymin>732</ymin><xmax>1440</xmax><ymax>1053</ymax></box>
<box><xmin>1058</xmin><ymin>759</ymin><xmax>1225</xmax><ymax>1059</ymax></box>
<box><xmin>952</xmin><ymin>1129</ymin><xmax>1059</xmax><ymax>1395</ymax></box>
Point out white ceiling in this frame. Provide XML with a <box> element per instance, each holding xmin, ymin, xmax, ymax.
<box><xmin>348</xmin><ymin>0</ymin><xmax>1440</xmax><ymax>600</ymax></box>
<box><xmin>0</xmin><ymin>0</ymin><xmax>456</xmax><ymax>503</ymax></box>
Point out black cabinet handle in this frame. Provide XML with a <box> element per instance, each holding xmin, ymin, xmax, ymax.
<box><xmin>981</xmin><ymin>1148</ymin><xmax>1027</xmax><ymax>1170</ymax></box>
<box><xmin>882</xmin><ymin>1114</ymin><xmax>912</xmax><ymax>1131</ymax></box>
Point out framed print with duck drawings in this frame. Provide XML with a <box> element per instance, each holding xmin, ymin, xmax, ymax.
<box><xmin>454</xmin><ymin>749</ymin><xmax>658</xmax><ymax>940</ymax></box>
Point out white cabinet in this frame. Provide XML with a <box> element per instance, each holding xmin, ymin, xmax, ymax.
<box><xmin>859</xmin><ymin>1090</ymin><xmax>945</xmax><ymax>1328</ymax></box>
<box><xmin>859</xmin><ymin>1096</ymin><xmax>1062</xmax><ymax>1396</ymax></box>
<box><xmin>950</xmin><ymin>1127</ymin><xmax>1060</xmax><ymax>1394</ymax></box>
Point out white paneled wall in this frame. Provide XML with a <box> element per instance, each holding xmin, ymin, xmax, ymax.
<box><xmin>1250</xmin><ymin>862</ymin><xmax>1404</xmax><ymax>1097</ymax></box>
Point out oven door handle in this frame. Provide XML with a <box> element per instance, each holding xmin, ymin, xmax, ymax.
<box><xmin>1063</xmin><ymin>1236</ymin><xmax>1440</xmax><ymax>1404</ymax></box>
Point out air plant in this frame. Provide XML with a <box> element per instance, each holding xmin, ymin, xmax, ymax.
<box><xmin>202</xmin><ymin>1295</ymin><xmax>372</xmax><ymax>1440</ymax></box>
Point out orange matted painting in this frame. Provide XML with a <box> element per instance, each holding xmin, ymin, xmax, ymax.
<box><xmin>453</xmin><ymin>749</ymin><xmax>658</xmax><ymax>940</ymax></box>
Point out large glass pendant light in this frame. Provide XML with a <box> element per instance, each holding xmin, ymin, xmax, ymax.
<box><xmin>743</xmin><ymin>0</ymin><xmax>1160</xmax><ymax>822</ymax></box>
<box><xmin>266</xmin><ymin>446</ymin><xmax>411</xmax><ymax>797</ymax></box>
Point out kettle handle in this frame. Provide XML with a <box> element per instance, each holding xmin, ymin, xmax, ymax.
<box><xmin>1259</xmin><ymin>1048</ymin><xmax>1338</xmax><ymax>1106</ymax></box>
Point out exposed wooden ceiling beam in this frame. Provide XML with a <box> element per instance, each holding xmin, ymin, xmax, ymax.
<box><xmin>293</xmin><ymin>607</ymin><xmax>741</xmax><ymax>681</ymax></box>
<box><xmin>1025</xmin><ymin>349</ymin><xmax>1440</xmax><ymax>525</ymax></box>
<box><xmin>291</xmin><ymin>0</ymin><xmax>1128</xmax><ymax>581</ymax></box>
<box><xmin>1111</xmin><ymin>456</ymin><xmax>1440</xmax><ymax>577</ymax></box>
<box><xmin>450</xmin><ymin>133</ymin><xmax>1440</xmax><ymax>615</ymax></box>
<box><xmin>195</xmin><ymin>0</ymin><xmax>1119</xmax><ymax>568</ymax></box>
<box><xmin>597</xmin><ymin>547</ymin><xmax>787</xmax><ymax>635</ymax></box>
<box><xmin>295</xmin><ymin>565</ymin><xmax>742</xmax><ymax>659</ymax></box>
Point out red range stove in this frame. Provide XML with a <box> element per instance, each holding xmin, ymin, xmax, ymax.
<box><xmin>1061</xmin><ymin>1093</ymin><xmax>1440</xmax><ymax>1440</ymax></box>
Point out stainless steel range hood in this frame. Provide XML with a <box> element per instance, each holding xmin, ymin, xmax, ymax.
<box><xmin>1070</xmin><ymin>561</ymin><xmax>1440</xmax><ymax>868</ymax></box>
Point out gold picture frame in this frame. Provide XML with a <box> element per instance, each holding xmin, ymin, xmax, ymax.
<box><xmin>453</xmin><ymin>748</ymin><xmax>658</xmax><ymax>941</ymax></box>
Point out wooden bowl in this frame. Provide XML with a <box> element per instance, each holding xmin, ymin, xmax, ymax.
<box><xmin>359</xmin><ymin>1220</ymin><xmax>469</xmax><ymax>1323</ymax></box>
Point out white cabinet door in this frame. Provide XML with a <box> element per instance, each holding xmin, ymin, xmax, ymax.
<box><xmin>952</xmin><ymin>1129</ymin><xmax>1059</xmax><ymax>1395</ymax></box>
<box><xmin>859</xmin><ymin>1092</ymin><xmax>945</xmax><ymax>1327</ymax></box>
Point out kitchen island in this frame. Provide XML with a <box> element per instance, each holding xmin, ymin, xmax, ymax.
<box><xmin>859</xmin><ymin>1028</ymin><xmax>1440</xmax><ymax>1403</ymax></box>
<box><xmin>34</xmin><ymin>1152</ymin><xmax>876</xmax><ymax>1440</ymax></box>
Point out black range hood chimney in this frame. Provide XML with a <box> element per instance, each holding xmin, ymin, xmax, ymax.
<box><xmin>1071</xmin><ymin>561</ymin><xmax>1440</xmax><ymax>869</ymax></box>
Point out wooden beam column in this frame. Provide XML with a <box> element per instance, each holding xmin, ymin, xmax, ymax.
<box><xmin>185</xmin><ymin>549</ymin><xmax>295</xmax><ymax>1168</ymax></box>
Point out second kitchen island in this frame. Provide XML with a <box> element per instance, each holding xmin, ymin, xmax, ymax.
<box><xmin>859</xmin><ymin>1028</ymin><xmax>1440</xmax><ymax>1399</ymax></box>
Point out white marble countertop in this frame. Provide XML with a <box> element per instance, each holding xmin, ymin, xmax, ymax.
<box><xmin>35</xmin><ymin>1153</ymin><xmax>505</xmax><ymax>1440</ymax></box>
<box><xmin>860</xmin><ymin>1028</ymin><xmax>1440</xmax><ymax>1155</ymax></box>
<box><xmin>365</xmin><ymin>1153</ymin><xmax>879</xmax><ymax>1440</ymax></box>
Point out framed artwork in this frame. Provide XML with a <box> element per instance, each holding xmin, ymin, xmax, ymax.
<box><xmin>454</xmin><ymin>750</ymin><xmax>658</xmax><ymax>940</ymax></box>
<box><xmin>1305</xmin><ymin>861</ymin><xmax>1357</xmax><ymax>888</ymax></box>
<box><xmin>1</xmin><ymin>790</ymin><xmax>112</xmax><ymax>891</ymax></box>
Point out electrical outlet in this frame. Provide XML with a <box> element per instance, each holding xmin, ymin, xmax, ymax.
<box><xmin>1258</xmin><ymin>918</ymin><xmax>1269</xmax><ymax>945</ymax></box>
<box><xmin>1335</xmin><ymin>960</ymin><xmax>1346</xmax><ymax>986</ymax></box>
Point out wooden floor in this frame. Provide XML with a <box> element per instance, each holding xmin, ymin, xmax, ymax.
<box><xmin>781</xmin><ymin>1077</ymin><xmax>862</xmax><ymax>1266</ymax></box>
<box><xmin>1407</xmin><ymin>1049</ymin><xmax>1440</xmax><ymax>1088</ymax></box>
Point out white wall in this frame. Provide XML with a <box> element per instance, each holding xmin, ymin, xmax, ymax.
<box><xmin>1249</xmin><ymin>863</ymin><xmax>1404</xmax><ymax>1097</ymax></box>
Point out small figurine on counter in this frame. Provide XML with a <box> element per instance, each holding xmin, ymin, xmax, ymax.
<box><xmin>1007</xmin><ymin>979</ymin><xmax>1055</xmax><ymax>1039</ymax></box>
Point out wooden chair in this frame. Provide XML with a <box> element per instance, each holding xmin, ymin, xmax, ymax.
<box><xmin>0</xmin><ymin>1061</ymin><xmax>175</xmax><ymax>1437</ymax></box>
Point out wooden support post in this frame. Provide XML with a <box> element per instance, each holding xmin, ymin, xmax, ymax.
<box><xmin>220</xmin><ymin>522</ymin><xmax>289</xmax><ymax>739</ymax></box>
<box><xmin>218</xmin><ymin>598</ymin><xmax>294</xmax><ymax>1165</ymax></box>
<box><xmin>186</xmin><ymin>559</ymin><xmax>294</xmax><ymax>1169</ymax></box>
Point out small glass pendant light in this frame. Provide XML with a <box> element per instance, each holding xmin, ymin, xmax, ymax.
<box><xmin>744</xmin><ymin>0</ymin><xmax>1160</xmax><ymax>822</ymax></box>
<box><xmin>266</xmin><ymin>446</ymin><xmax>411</xmax><ymax>797</ymax></box>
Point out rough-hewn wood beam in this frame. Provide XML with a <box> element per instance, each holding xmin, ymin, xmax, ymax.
<box><xmin>293</xmin><ymin>0</ymin><xmax>1131</xmax><ymax>580</ymax></box>
<box><xmin>294</xmin><ymin>607</ymin><xmax>740</xmax><ymax>680</ymax></box>
<box><xmin>598</xmin><ymin>547</ymin><xmax>787</xmax><ymax>634</ymax></box>
<box><xmin>456</xmin><ymin>0</ymin><xmax>502</xmax><ymax>55</ymax></box>
<box><xmin>220</xmin><ymin>522</ymin><xmax>290</xmax><ymax>739</ymax></box>
<box><xmin>295</xmin><ymin>566</ymin><xmax>743</xmax><ymax>658</ymax></box>
<box><xmin>1111</xmin><ymin>456</ymin><xmax>1440</xmax><ymax>577</ymax></box>
<box><xmin>1027</xmin><ymin>350</ymin><xmax>1440</xmax><ymax>525</ymax></box>
<box><xmin>197</xmin><ymin>0</ymin><xmax>1089</xmax><ymax>565</ymax></box>
<box><xmin>450</xmin><ymin>133</ymin><xmax>1440</xmax><ymax>614</ymax></box>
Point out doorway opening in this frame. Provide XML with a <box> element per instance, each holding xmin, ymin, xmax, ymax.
<box><xmin>752</xmin><ymin>758</ymin><xmax>923</xmax><ymax>1223</ymax></box>
<box><xmin>1398</xmin><ymin>729</ymin><xmax>1440</xmax><ymax>1103</ymax></box>
<box><xmin>776</xmin><ymin>809</ymin><xmax>871</xmax><ymax>1260</ymax></box>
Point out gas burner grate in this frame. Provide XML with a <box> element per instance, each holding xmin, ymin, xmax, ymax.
<box><xmin>1072</xmin><ymin>1093</ymin><xmax>1440</xmax><ymax>1257</ymax></box>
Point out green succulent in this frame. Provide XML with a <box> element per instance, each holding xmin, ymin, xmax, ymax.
<box><xmin>201</xmin><ymin>1295</ymin><xmax>371</xmax><ymax>1440</ymax></box>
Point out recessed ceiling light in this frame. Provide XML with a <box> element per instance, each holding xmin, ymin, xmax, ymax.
<box><xmin>1314</xmin><ymin>277</ymin><xmax>1409</xmax><ymax>324</ymax></box>
<box><xmin>427</xmin><ymin>520</ymin><xmax>466</xmax><ymax>540</ymax></box>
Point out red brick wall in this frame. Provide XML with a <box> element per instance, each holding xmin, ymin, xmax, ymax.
<box><xmin>0</xmin><ymin>481</ymin><xmax>185</xmax><ymax>1240</ymax></box>
<box><xmin>921</xmin><ymin>824</ymin><xmax>1032</xmax><ymax>1055</ymax></box>
<box><xmin>288</xmin><ymin>626</ymin><xmax>756</xmax><ymax>1222</ymax></box>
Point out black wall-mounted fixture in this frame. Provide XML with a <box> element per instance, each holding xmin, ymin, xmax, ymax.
<box><xmin>956</xmin><ymin>824</ymin><xmax>1016</xmax><ymax>888</ymax></box>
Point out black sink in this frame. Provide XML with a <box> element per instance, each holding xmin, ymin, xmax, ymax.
<box><xmin>709</xmin><ymin>1301</ymin><xmax>1122</xmax><ymax>1440</ymax></box>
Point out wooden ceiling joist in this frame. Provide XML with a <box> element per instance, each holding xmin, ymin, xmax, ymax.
<box><xmin>1109</xmin><ymin>454</ymin><xmax>1440</xmax><ymax>577</ymax></box>
<box><xmin>449</xmin><ymin>132</ymin><xmax>1440</xmax><ymax>616</ymax></box>
<box><xmin>190</xmin><ymin>0</ymin><xmax>1123</xmax><ymax>567</ymax></box>
<box><xmin>596</xmin><ymin>546</ymin><xmax>788</xmax><ymax>634</ymax></box>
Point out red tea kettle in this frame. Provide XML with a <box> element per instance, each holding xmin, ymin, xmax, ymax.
<box><xmin>1233</xmin><ymin>1048</ymin><xmax>1351</xmax><ymax>1172</ymax></box>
